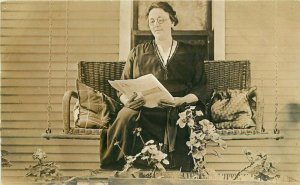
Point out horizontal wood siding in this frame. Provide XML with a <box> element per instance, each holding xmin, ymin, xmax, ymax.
<box><xmin>1</xmin><ymin>1</ymin><xmax>119</xmax><ymax>183</ymax></box>
<box><xmin>224</xmin><ymin>0</ymin><xmax>300</xmax><ymax>180</ymax></box>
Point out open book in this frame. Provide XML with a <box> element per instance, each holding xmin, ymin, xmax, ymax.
<box><xmin>108</xmin><ymin>74</ymin><xmax>174</xmax><ymax>108</ymax></box>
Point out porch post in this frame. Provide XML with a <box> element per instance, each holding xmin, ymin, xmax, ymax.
<box><xmin>212</xmin><ymin>0</ymin><xmax>225</xmax><ymax>60</ymax></box>
<box><xmin>119</xmin><ymin>0</ymin><xmax>133</xmax><ymax>61</ymax></box>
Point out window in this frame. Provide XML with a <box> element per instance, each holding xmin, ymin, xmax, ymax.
<box><xmin>132</xmin><ymin>1</ymin><xmax>213</xmax><ymax>59</ymax></box>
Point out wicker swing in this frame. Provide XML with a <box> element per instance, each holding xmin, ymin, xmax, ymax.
<box><xmin>42</xmin><ymin>60</ymin><xmax>284</xmax><ymax>140</ymax></box>
<box><xmin>42</xmin><ymin>2</ymin><xmax>283</xmax><ymax>141</ymax></box>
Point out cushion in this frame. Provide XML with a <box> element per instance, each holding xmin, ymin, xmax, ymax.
<box><xmin>73</xmin><ymin>102</ymin><xmax>110</xmax><ymax>129</ymax></box>
<box><xmin>209</xmin><ymin>88</ymin><xmax>256</xmax><ymax>129</ymax></box>
<box><xmin>74</xmin><ymin>80</ymin><xmax>122</xmax><ymax>129</ymax></box>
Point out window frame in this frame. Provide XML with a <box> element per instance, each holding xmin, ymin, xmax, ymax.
<box><xmin>131</xmin><ymin>1</ymin><xmax>214</xmax><ymax>60</ymax></box>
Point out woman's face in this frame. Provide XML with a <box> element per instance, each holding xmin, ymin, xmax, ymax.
<box><xmin>148</xmin><ymin>8</ymin><xmax>173</xmax><ymax>40</ymax></box>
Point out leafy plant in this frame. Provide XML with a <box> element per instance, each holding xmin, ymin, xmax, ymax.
<box><xmin>177</xmin><ymin>106</ymin><xmax>227</xmax><ymax>179</ymax></box>
<box><xmin>139</xmin><ymin>139</ymin><xmax>169</xmax><ymax>177</ymax></box>
<box><xmin>234</xmin><ymin>149</ymin><xmax>280</xmax><ymax>181</ymax></box>
<box><xmin>25</xmin><ymin>148</ymin><xmax>62</xmax><ymax>182</ymax></box>
<box><xmin>1</xmin><ymin>150</ymin><xmax>12</xmax><ymax>167</ymax></box>
<box><xmin>114</xmin><ymin>127</ymin><xmax>169</xmax><ymax>178</ymax></box>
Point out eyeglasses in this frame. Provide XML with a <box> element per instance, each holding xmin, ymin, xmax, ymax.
<box><xmin>149</xmin><ymin>17</ymin><xmax>167</xmax><ymax>25</ymax></box>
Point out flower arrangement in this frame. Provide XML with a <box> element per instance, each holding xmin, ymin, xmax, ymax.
<box><xmin>234</xmin><ymin>149</ymin><xmax>280</xmax><ymax>181</ymax></box>
<box><xmin>176</xmin><ymin>106</ymin><xmax>227</xmax><ymax>179</ymax></box>
<box><xmin>25</xmin><ymin>148</ymin><xmax>61</xmax><ymax>182</ymax></box>
<box><xmin>114</xmin><ymin>128</ymin><xmax>169</xmax><ymax>178</ymax></box>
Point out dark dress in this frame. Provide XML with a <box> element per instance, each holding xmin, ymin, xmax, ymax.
<box><xmin>99</xmin><ymin>41</ymin><xmax>207</xmax><ymax>170</ymax></box>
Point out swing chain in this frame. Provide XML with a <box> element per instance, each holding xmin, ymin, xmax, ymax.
<box><xmin>46</xmin><ymin>0</ymin><xmax>53</xmax><ymax>134</ymax></box>
<box><xmin>64</xmin><ymin>0</ymin><xmax>69</xmax><ymax>92</ymax></box>
<box><xmin>273</xmin><ymin>1</ymin><xmax>280</xmax><ymax>135</ymax></box>
<box><xmin>260</xmin><ymin>76</ymin><xmax>266</xmax><ymax>133</ymax></box>
<box><xmin>274</xmin><ymin>60</ymin><xmax>279</xmax><ymax>134</ymax></box>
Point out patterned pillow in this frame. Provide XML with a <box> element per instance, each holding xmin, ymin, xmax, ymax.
<box><xmin>74</xmin><ymin>80</ymin><xmax>122</xmax><ymax>129</ymax></box>
<box><xmin>73</xmin><ymin>102</ymin><xmax>109</xmax><ymax>129</ymax></box>
<box><xmin>210</xmin><ymin>88</ymin><xmax>256</xmax><ymax>129</ymax></box>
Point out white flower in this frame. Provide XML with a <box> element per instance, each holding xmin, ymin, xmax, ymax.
<box><xmin>177</xmin><ymin>116</ymin><xmax>195</xmax><ymax>128</ymax></box>
<box><xmin>145</xmin><ymin>140</ymin><xmax>155</xmax><ymax>145</ymax></box>
<box><xmin>177</xmin><ymin>109</ymin><xmax>195</xmax><ymax>128</ymax></box>
<box><xmin>162</xmin><ymin>159</ymin><xmax>169</xmax><ymax>165</ymax></box>
<box><xmin>176</xmin><ymin>117</ymin><xmax>187</xmax><ymax>128</ymax></box>
<box><xmin>190</xmin><ymin>106</ymin><xmax>196</xmax><ymax>110</ymax></box>
<box><xmin>196</xmin><ymin>110</ymin><xmax>204</xmax><ymax>116</ymax></box>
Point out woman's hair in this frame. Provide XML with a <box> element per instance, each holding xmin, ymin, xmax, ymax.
<box><xmin>146</xmin><ymin>1</ymin><xmax>178</xmax><ymax>26</ymax></box>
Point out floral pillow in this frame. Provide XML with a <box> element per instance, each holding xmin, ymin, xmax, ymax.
<box><xmin>74</xmin><ymin>80</ymin><xmax>122</xmax><ymax>129</ymax></box>
<box><xmin>209</xmin><ymin>88</ymin><xmax>257</xmax><ymax>129</ymax></box>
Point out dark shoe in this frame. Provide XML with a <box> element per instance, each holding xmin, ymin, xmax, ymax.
<box><xmin>168</xmin><ymin>152</ymin><xmax>194</xmax><ymax>172</ymax></box>
<box><xmin>166</xmin><ymin>152</ymin><xmax>176</xmax><ymax>169</ymax></box>
<box><xmin>161</xmin><ymin>144</ymin><xmax>169</xmax><ymax>153</ymax></box>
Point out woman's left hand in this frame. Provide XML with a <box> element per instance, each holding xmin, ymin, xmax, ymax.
<box><xmin>159</xmin><ymin>97</ymin><xmax>185</xmax><ymax>107</ymax></box>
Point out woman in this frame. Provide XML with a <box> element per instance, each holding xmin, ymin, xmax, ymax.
<box><xmin>100</xmin><ymin>1</ymin><xmax>207</xmax><ymax>170</ymax></box>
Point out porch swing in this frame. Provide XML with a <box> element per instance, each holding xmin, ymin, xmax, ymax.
<box><xmin>41</xmin><ymin>2</ymin><xmax>283</xmax><ymax>141</ymax></box>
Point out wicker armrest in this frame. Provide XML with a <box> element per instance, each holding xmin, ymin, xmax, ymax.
<box><xmin>245</xmin><ymin>86</ymin><xmax>264</xmax><ymax>133</ymax></box>
<box><xmin>254</xmin><ymin>87</ymin><xmax>264</xmax><ymax>133</ymax></box>
<box><xmin>62</xmin><ymin>90</ymin><xmax>78</xmax><ymax>134</ymax></box>
<box><xmin>247</xmin><ymin>87</ymin><xmax>263</xmax><ymax>133</ymax></box>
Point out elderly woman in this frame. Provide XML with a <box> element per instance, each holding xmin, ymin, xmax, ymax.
<box><xmin>100</xmin><ymin>1</ymin><xmax>207</xmax><ymax>170</ymax></box>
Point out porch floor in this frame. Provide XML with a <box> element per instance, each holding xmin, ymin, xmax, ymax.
<box><xmin>2</xmin><ymin>170</ymin><xmax>299</xmax><ymax>185</ymax></box>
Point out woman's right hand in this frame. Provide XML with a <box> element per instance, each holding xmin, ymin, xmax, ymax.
<box><xmin>122</xmin><ymin>93</ymin><xmax>145</xmax><ymax>110</ymax></box>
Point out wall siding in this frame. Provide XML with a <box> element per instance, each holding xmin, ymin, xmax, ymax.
<box><xmin>225</xmin><ymin>0</ymin><xmax>300</xmax><ymax>180</ymax></box>
<box><xmin>1</xmin><ymin>1</ymin><xmax>119</xmax><ymax>183</ymax></box>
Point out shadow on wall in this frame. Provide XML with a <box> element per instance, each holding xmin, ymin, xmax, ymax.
<box><xmin>287</xmin><ymin>103</ymin><xmax>300</xmax><ymax>122</ymax></box>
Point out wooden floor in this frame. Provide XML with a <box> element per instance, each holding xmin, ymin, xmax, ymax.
<box><xmin>2</xmin><ymin>170</ymin><xmax>299</xmax><ymax>185</ymax></box>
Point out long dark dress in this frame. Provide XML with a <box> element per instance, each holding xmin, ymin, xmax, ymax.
<box><xmin>99</xmin><ymin>41</ymin><xmax>207</xmax><ymax>170</ymax></box>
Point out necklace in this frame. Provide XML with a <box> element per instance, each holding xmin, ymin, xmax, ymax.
<box><xmin>154</xmin><ymin>40</ymin><xmax>174</xmax><ymax>66</ymax></box>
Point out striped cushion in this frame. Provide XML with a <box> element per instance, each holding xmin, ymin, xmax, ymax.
<box><xmin>210</xmin><ymin>89</ymin><xmax>256</xmax><ymax>129</ymax></box>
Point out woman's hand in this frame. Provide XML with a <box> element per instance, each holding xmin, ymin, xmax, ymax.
<box><xmin>122</xmin><ymin>92</ymin><xmax>145</xmax><ymax>110</ymax></box>
<box><xmin>159</xmin><ymin>97</ymin><xmax>185</xmax><ymax>107</ymax></box>
<box><xmin>159</xmin><ymin>94</ymin><xmax>199</xmax><ymax>108</ymax></box>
